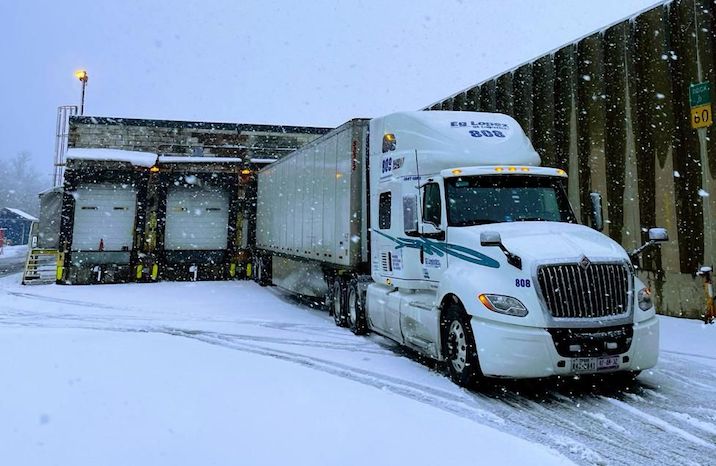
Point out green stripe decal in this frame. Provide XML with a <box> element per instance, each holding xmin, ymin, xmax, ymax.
<box><xmin>373</xmin><ymin>230</ymin><xmax>500</xmax><ymax>269</ymax></box>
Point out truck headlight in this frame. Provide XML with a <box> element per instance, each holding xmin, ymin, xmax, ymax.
<box><xmin>479</xmin><ymin>294</ymin><xmax>528</xmax><ymax>317</ymax></box>
<box><xmin>637</xmin><ymin>288</ymin><xmax>653</xmax><ymax>311</ymax></box>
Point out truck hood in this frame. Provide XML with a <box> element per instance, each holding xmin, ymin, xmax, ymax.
<box><xmin>448</xmin><ymin>222</ymin><xmax>629</xmax><ymax>266</ymax></box>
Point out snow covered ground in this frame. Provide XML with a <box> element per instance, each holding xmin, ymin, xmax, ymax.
<box><xmin>0</xmin><ymin>245</ymin><xmax>27</xmax><ymax>276</ymax></box>
<box><xmin>1</xmin><ymin>274</ymin><xmax>715</xmax><ymax>466</ymax></box>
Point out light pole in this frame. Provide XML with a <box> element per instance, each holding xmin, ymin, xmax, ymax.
<box><xmin>74</xmin><ymin>70</ymin><xmax>88</xmax><ymax>115</ymax></box>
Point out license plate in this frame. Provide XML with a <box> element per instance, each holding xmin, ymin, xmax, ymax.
<box><xmin>572</xmin><ymin>356</ymin><xmax>620</xmax><ymax>373</ymax></box>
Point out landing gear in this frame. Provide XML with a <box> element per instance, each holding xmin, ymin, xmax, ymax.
<box><xmin>442</xmin><ymin>303</ymin><xmax>482</xmax><ymax>387</ymax></box>
<box><xmin>253</xmin><ymin>255</ymin><xmax>271</xmax><ymax>287</ymax></box>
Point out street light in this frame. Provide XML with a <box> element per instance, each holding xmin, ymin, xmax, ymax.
<box><xmin>74</xmin><ymin>69</ymin><xmax>88</xmax><ymax>115</ymax></box>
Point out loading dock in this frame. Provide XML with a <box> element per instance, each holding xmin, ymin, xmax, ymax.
<box><xmin>57</xmin><ymin>116</ymin><xmax>331</xmax><ymax>285</ymax></box>
<box><xmin>60</xmin><ymin>149</ymin><xmax>152</xmax><ymax>284</ymax></box>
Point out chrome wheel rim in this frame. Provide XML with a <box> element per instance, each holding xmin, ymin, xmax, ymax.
<box><xmin>348</xmin><ymin>288</ymin><xmax>357</xmax><ymax>325</ymax></box>
<box><xmin>448</xmin><ymin>320</ymin><xmax>468</xmax><ymax>373</ymax></box>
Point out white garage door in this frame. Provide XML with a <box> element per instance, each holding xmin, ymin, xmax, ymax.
<box><xmin>72</xmin><ymin>183</ymin><xmax>137</xmax><ymax>251</ymax></box>
<box><xmin>165</xmin><ymin>186</ymin><xmax>229</xmax><ymax>250</ymax></box>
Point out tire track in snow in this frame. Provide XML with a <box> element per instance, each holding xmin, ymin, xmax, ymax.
<box><xmin>603</xmin><ymin>397</ymin><xmax>714</xmax><ymax>449</ymax></box>
<box><xmin>4</xmin><ymin>288</ymin><xmax>716</xmax><ymax>465</ymax></box>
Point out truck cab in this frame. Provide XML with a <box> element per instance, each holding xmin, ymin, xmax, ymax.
<box><xmin>366</xmin><ymin>111</ymin><xmax>662</xmax><ymax>386</ymax></box>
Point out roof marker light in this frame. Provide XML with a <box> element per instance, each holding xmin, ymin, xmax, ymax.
<box><xmin>149</xmin><ymin>166</ymin><xmax>160</xmax><ymax>173</ymax></box>
<box><xmin>451</xmin><ymin>169</ymin><xmax>462</xmax><ymax>175</ymax></box>
<box><xmin>521</xmin><ymin>167</ymin><xmax>530</xmax><ymax>172</ymax></box>
<box><xmin>495</xmin><ymin>167</ymin><xmax>504</xmax><ymax>172</ymax></box>
<box><xmin>508</xmin><ymin>166</ymin><xmax>517</xmax><ymax>172</ymax></box>
<box><xmin>382</xmin><ymin>133</ymin><xmax>396</xmax><ymax>153</ymax></box>
<box><xmin>556</xmin><ymin>169</ymin><xmax>567</xmax><ymax>176</ymax></box>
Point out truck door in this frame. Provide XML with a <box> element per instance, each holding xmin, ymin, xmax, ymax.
<box><xmin>419</xmin><ymin>181</ymin><xmax>447</xmax><ymax>284</ymax></box>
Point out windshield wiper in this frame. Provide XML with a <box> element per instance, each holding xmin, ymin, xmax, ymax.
<box><xmin>452</xmin><ymin>219</ymin><xmax>498</xmax><ymax>227</ymax></box>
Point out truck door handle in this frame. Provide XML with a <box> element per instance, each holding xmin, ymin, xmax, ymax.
<box><xmin>420</xmin><ymin>245</ymin><xmax>424</xmax><ymax>264</ymax></box>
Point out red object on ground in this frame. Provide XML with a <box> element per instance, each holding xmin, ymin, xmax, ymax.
<box><xmin>99</xmin><ymin>238</ymin><xmax>104</xmax><ymax>251</ymax></box>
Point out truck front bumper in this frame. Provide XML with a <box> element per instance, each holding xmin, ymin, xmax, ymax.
<box><xmin>470</xmin><ymin>315</ymin><xmax>659</xmax><ymax>379</ymax></box>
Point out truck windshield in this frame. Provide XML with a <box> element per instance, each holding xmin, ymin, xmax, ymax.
<box><xmin>445</xmin><ymin>175</ymin><xmax>577</xmax><ymax>227</ymax></box>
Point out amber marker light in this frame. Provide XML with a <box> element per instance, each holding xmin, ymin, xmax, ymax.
<box><xmin>508</xmin><ymin>166</ymin><xmax>517</xmax><ymax>172</ymax></box>
<box><xmin>240</xmin><ymin>169</ymin><xmax>251</xmax><ymax>175</ymax></box>
<box><xmin>479</xmin><ymin>294</ymin><xmax>493</xmax><ymax>309</ymax></box>
<box><xmin>495</xmin><ymin>167</ymin><xmax>504</xmax><ymax>172</ymax></box>
<box><xmin>451</xmin><ymin>169</ymin><xmax>462</xmax><ymax>175</ymax></box>
<box><xmin>149</xmin><ymin>166</ymin><xmax>160</xmax><ymax>173</ymax></box>
<box><xmin>521</xmin><ymin>167</ymin><xmax>530</xmax><ymax>172</ymax></box>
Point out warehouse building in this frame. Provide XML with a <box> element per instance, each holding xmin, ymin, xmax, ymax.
<box><xmin>424</xmin><ymin>0</ymin><xmax>715</xmax><ymax>318</ymax></box>
<box><xmin>59</xmin><ymin>116</ymin><xmax>330</xmax><ymax>284</ymax></box>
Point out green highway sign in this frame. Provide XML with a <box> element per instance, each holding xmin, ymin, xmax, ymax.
<box><xmin>690</xmin><ymin>82</ymin><xmax>711</xmax><ymax>107</ymax></box>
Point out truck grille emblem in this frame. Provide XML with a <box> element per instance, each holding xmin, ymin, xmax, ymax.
<box><xmin>579</xmin><ymin>256</ymin><xmax>591</xmax><ymax>270</ymax></box>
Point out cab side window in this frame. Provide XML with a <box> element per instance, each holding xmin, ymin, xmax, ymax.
<box><xmin>379</xmin><ymin>191</ymin><xmax>391</xmax><ymax>229</ymax></box>
<box><xmin>423</xmin><ymin>183</ymin><xmax>441</xmax><ymax>226</ymax></box>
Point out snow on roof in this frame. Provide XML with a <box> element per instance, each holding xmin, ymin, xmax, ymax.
<box><xmin>66</xmin><ymin>148</ymin><xmax>158</xmax><ymax>167</ymax></box>
<box><xmin>38</xmin><ymin>186</ymin><xmax>64</xmax><ymax>196</ymax></box>
<box><xmin>4</xmin><ymin>208</ymin><xmax>38</xmax><ymax>222</ymax></box>
<box><xmin>250</xmin><ymin>158</ymin><xmax>277</xmax><ymax>164</ymax></box>
<box><xmin>158</xmin><ymin>156</ymin><xmax>243</xmax><ymax>163</ymax></box>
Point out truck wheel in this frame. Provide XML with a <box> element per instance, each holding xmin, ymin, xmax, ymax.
<box><xmin>442</xmin><ymin>304</ymin><xmax>482</xmax><ymax>387</ymax></box>
<box><xmin>346</xmin><ymin>279</ymin><xmax>367</xmax><ymax>335</ymax></box>
<box><xmin>332</xmin><ymin>278</ymin><xmax>347</xmax><ymax>327</ymax></box>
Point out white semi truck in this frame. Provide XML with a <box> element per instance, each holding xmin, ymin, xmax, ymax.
<box><xmin>255</xmin><ymin>111</ymin><xmax>666</xmax><ymax>387</ymax></box>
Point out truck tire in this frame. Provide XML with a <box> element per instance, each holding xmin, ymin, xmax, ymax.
<box><xmin>332</xmin><ymin>278</ymin><xmax>348</xmax><ymax>327</ymax></box>
<box><xmin>346</xmin><ymin>279</ymin><xmax>367</xmax><ymax>335</ymax></box>
<box><xmin>441</xmin><ymin>303</ymin><xmax>482</xmax><ymax>387</ymax></box>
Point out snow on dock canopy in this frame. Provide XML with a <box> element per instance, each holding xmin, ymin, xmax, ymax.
<box><xmin>157</xmin><ymin>156</ymin><xmax>243</xmax><ymax>163</ymax></box>
<box><xmin>66</xmin><ymin>148</ymin><xmax>158</xmax><ymax>167</ymax></box>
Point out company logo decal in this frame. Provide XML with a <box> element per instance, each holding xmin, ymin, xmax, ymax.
<box><xmin>579</xmin><ymin>255</ymin><xmax>591</xmax><ymax>270</ymax></box>
<box><xmin>373</xmin><ymin>230</ymin><xmax>500</xmax><ymax>269</ymax></box>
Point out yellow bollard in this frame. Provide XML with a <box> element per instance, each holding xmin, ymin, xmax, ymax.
<box><xmin>246</xmin><ymin>263</ymin><xmax>252</xmax><ymax>278</ymax></box>
<box><xmin>136</xmin><ymin>264</ymin><xmax>143</xmax><ymax>279</ymax></box>
<box><xmin>229</xmin><ymin>263</ymin><xmax>236</xmax><ymax>278</ymax></box>
<box><xmin>151</xmin><ymin>264</ymin><xmax>159</xmax><ymax>280</ymax></box>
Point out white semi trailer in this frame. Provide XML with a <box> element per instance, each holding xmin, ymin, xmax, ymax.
<box><xmin>255</xmin><ymin>111</ymin><xmax>666</xmax><ymax>387</ymax></box>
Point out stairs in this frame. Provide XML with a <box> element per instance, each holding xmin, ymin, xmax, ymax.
<box><xmin>22</xmin><ymin>249</ymin><xmax>59</xmax><ymax>285</ymax></box>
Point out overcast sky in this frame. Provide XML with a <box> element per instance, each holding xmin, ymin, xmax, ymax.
<box><xmin>1</xmin><ymin>0</ymin><xmax>660</xmax><ymax>181</ymax></box>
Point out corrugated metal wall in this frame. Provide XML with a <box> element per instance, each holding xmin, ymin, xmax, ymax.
<box><xmin>426</xmin><ymin>0</ymin><xmax>716</xmax><ymax>318</ymax></box>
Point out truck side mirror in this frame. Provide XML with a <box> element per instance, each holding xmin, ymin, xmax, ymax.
<box><xmin>480</xmin><ymin>231</ymin><xmax>502</xmax><ymax>247</ymax></box>
<box><xmin>421</xmin><ymin>222</ymin><xmax>445</xmax><ymax>241</ymax></box>
<box><xmin>480</xmin><ymin>231</ymin><xmax>522</xmax><ymax>269</ymax></box>
<box><xmin>403</xmin><ymin>194</ymin><xmax>418</xmax><ymax>236</ymax></box>
<box><xmin>629</xmin><ymin>226</ymin><xmax>669</xmax><ymax>264</ymax></box>
<box><xmin>590</xmin><ymin>192</ymin><xmax>604</xmax><ymax>231</ymax></box>
<box><xmin>648</xmin><ymin>227</ymin><xmax>668</xmax><ymax>242</ymax></box>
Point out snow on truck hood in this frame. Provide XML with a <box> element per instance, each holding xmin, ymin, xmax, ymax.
<box><xmin>454</xmin><ymin>222</ymin><xmax>629</xmax><ymax>265</ymax></box>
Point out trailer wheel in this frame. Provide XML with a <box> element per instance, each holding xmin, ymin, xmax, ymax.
<box><xmin>441</xmin><ymin>303</ymin><xmax>482</xmax><ymax>387</ymax></box>
<box><xmin>346</xmin><ymin>279</ymin><xmax>367</xmax><ymax>335</ymax></box>
<box><xmin>332</xmin><ymin>278</ymin><xmax>347</xmax><ymax>327</ymax></box>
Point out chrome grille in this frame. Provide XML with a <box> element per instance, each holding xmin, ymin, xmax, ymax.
<box><xmin>537</xmin><ymin>263</ymin><xmax>630</xmax><ymax>318</ymax></box>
